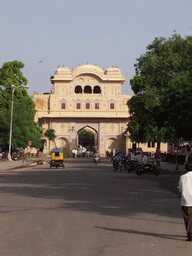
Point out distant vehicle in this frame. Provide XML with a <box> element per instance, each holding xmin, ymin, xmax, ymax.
<box><xmin>50</xmin><ymin>149</ymin><xmax>65</xmax><ymax>168</ymax></box>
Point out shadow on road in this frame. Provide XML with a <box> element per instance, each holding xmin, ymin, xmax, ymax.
<box><xmin>0</xmin><ymin>158</ymin><xmax>182</xmax><ymax>219</ymax></box>
<box><xmin>94</xmin><ymin>226</ymin><xmax>185</xmax><ymax>241</ymax></box>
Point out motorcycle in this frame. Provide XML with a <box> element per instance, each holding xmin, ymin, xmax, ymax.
<box><xmin>135</xmin><ymin>161</ymin><xmax>160</xmax><ymax>176</ymax></box>
<box><xmin>113</xmin><ymin>160</ymin><xmax>123</xmax><ymax>172</ymax></box>
<box><xmin>12</xmin><ymin>152</ymin><xmax>22</xmax><ymax>161</ymax></box>
<box><xmin>94</xmin><ymin>156</ymin><xmax>100</xmax><ymax>165</ymax></box>
<box><xmin>124</xmin><ymin>159</ymin><xmax>136</xmax><ymax>173</ymax></box>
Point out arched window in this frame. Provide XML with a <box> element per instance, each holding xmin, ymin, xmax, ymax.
<box><xmin>76</xmin><ymin>99</ymin><xmax>82</xmax><ymax>110</ymax></box>
<box><xmin>94</xmin><ymin>99</ymin><xmax>100</xmax><ymax>110</ymax></box>
<box><xmin>93</xmin><ymin>85</ymin><xmax>101</xmax><ymax>94</ymax></box>
<box><xmin>109</xmin><ymin>99</ymin><xmax>116</xmax><ymax>110</ymax></box>
<box><xmin>75</xmin><ymin>85</ymin><xmax>82</xmax><ymax>94</ymax></box>
<box><xmin>60</xmin><ymin>99</ymin><xmax>67</xmax><ymax>110</ymax></box>
<box><xmin>85</xmin><ymin>99</ymin><xmax>91</xmax><ymax>110</ymax></box>
<box><xmin>84</xmin><ymin>85</ymin><xmax>92</xmax><ymax>94</ymax></box>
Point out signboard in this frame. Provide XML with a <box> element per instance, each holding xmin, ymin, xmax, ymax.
<box><xmin>28</xmin><ymin>140</ymin><xmax>32</xmax><ymax>147</ymax></box>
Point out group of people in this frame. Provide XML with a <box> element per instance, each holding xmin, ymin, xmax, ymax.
<box><xmin>130</xmin><ymin>151</ymin><xmax>151</xmax><ymax>167</ymax></box>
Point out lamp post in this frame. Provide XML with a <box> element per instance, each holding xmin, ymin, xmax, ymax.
<box><xmin>8</xmin><ymin>84</ymin><xmax>29</xmax><ymax>161</ymax></box>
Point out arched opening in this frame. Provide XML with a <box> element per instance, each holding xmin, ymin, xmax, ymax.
<box><xmin>106</xmin><ymin>138</ymin><xmax>118</xmax><ymax>153</ymax></box>
<box><xmin>56</xmin><ymin>137</ymin><xmax>69</xmax><ymax>157</ymax></box>
<box><xmin>77</xmin><ymin>126</ymin><xmax>98</xmax><ymax>151</ymax></box>
<box><xmin>93</xmin><ymin>85</ymin><xmax>101</xmax><ymax>94</ymax></box>
<box><xmin>75</xmin><ymin>85</ymin><xmax>82</xmax><ymax>94</ymax></box>
<box><xmin>84</xmin><ymin>85</ymin><xmax>92</xmax><ymax>94</ymax></box>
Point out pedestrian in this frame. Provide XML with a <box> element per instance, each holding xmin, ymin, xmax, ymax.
<box><xmin>72</xmin><ymin>148</ymin><xmax>75</xmax><ymax>158</ymax></box>
<box><xmin>179</xmin><ymin>161</ymin><xmax>192</xmax><ymax>241</ymax></box>
<box><xmin>78</xmin><ymin>148</ymin><xmax>82</xmax><ymax>158</ymax></box>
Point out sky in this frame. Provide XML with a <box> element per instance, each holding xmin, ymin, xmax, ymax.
<box><xmin>1</xmin><ymin>0</ymin><xmax>192</xmax><ymax>97</ymax></box>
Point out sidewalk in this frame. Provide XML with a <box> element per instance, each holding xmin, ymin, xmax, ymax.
<box><xmin>0</xmin><ymin>158</ymin><xmax>48</xmax><ymax>172</ymax></box>
<box><xmin>0</xmin><ymin>160</ymin><xmax>30</xmax><ymax>172</ymax></box>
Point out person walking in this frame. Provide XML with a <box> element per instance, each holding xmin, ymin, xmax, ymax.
<box><xmin>179</xmin><ymin>161</ymin><xmax>192</xmax><ymax>241</ymax></box>
<box><xmin>72</xmin><ymin>148</ymin><xmax>75</xmax><ymax>158</ymax></box>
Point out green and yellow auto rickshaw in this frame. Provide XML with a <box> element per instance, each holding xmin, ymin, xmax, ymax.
<box><xmin>50</xmin><ymin>149</ymin><xmax>65</xmax><ymax>168</ymax></box>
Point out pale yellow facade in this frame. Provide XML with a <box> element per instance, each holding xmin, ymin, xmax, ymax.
<box><xmin>34</xmin><ymin>64</ymin><xmax>167</xmax><ymax>156</ymax></box>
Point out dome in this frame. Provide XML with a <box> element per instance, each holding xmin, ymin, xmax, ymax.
<box><xmin>72</xmin><ymin>64</ymin><xmax>104</xmax><ymax>79</ymax></box>
<box><xmin>104</xmin><ymin>67</ymin><xmax>122</xmax><ymax>76</ymax></box>
<box><xmin>54</xmin><ymin>66</ymin><xmax>72</xmax><ymax>77</ymax></box>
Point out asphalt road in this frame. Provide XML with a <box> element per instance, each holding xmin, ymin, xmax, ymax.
<box><xmin>0</xmin><ymin>158</ymin><xmax>191</xmax><ymax>256</ymax></box>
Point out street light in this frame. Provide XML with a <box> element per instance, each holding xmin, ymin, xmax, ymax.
<box><xmin>8</xmin><ymin>84</ymin><xmax>29</xmax><ymax>161</ymax></box>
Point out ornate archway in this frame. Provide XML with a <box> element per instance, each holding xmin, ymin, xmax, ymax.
<box><xmin>77</xmin><ymin>125</ymin><xmax>98</xmax><ymax>150</ymax></box>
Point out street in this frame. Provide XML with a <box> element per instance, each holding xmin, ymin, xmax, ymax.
<box><xmin>0</xmin><ymin>158</ymin><xmax>191</xmax><ymax>256</ymax></box>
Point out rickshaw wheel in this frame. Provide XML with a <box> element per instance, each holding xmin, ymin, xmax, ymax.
<box><xmin>50</xmin><ymin>165</ymin><xmax>52</xmax><ymax>168</ymax></box>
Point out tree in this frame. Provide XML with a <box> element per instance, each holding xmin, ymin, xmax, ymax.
<box><xmin>79</xmin><ymin>129</ymin><xmax>94</xmax><ymax>147</ymax></box>
<box><xmin>127</xmin><ymin>33</ymin><xmax>192</xmax><ymax>143</ymax></box>
<box><xmin>44</xmin><ymin>129</ymin><xmax>56</xmax><ymax>150</ymax></box>
<box><xmin>0</xmin><ymin>61</ymin><xmax>43</xmax><ymax>148</ymax></box>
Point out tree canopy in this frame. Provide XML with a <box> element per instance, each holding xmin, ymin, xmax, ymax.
<box><xmin>44</xmin><ymin>129</ymin><xmax>56</xmax><ymax>142</ymax></box>
<box><xmin>0</xmin><ymin>61</ymin><xmax>43</xmax><ymax>148</ymax></box>
<box><xmin>79</xmin><ymin>129</ymin><xmax>94</xmax><ymax>147</ymax></box>
<box><xmin>127</xmin><ymin>33</ymin><xmax>192</xmax><ymax>143</ymax></box>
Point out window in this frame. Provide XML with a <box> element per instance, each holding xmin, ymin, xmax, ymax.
<box><xmin>61</xmin><ymin>103</ymin><xmax>65</xmax><ymax>109</ymax></box>
<box><xmin>76</xmin><ymin>103</ymin><xmax>81</xmax><ymax>109</ymax></box>
<box><xmin>110</xmin><ymin>103</ymin><xmax>114</xmax><ymax>109</ymax></box>
<box><xmin>84</xmin><ymin>85</ymin><xmax>92</xmax><ymax>94</ymax></box>
<box><xmin>147</xmin><ymin>142</ymin><xmax>155</xmax><ymax>148</ymax></box>
<box><xmin>95</xmin><ymin>103</ymin><xmax>99</xmax><ymax>109</ymax></box>
<box><xmin>86</xmin><ymin>103</ymin><xmax>90</xmax><ymax>109</ymax></box>
<box><xmin>75</xmin><ymin>86</ymin><xmax>82</xmax><ymax>94</ymax></box>
<box><xmin>93</xmin><ymin>86</ymin><xmax>101</xmax><ymax>94</ymax></box>
<box><xmin>38</xmin><ymin>118</ymin><xmax>42</xmax><ymax>127</ymax></box>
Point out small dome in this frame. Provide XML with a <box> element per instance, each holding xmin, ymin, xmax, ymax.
<box><xmin>105</xmin><ymin>67</ymin><xmax>122</xmax><ymax>76</ymax></box>
<box><xmin>54</xmin><ymin>67</ymin><xmax>72</xmax><ymax>77</ymax></box>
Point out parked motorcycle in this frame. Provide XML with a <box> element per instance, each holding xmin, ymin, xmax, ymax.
<box><xmin>12</xmin><ymin>152</ymin><xmax>22</xmax><ymax>161</ymax></box>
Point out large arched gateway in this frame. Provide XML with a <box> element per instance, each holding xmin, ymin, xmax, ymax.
<box><xmin>34</xmin><ymin>64</ymin><xmax>167</xmax><ymax>156</ymax></box>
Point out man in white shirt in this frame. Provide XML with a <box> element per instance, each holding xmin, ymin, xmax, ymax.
<box><xmin>142</xmin><ymin>155</ymin><xmax>148</xmax><ymax>165</ymax></box>
<box><xmin>136</xmin><ymin>152</ymin><xmax>143</xmax><ymax>164</ymax></box>
<box><xmin>131</xmin><ymin>152</ymin><xmax>137</xmax><ymax>161</ymax></box>
<box><xmin>179</xmin><ymin>161</ymin><xmax>192</xmax><ymax>241</ymax></box>
<box><xmin>72</xmin><ymin>148</ymin><xmax>75</xmax><ymax>158</ymax></box>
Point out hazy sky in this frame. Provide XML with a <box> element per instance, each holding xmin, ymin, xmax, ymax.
<box><xmin>1</xmin><ymin>0</ymin><xmax>192</xmax><ymax>96</ymax></box>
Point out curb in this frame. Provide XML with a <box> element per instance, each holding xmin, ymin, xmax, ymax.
<box><xmin>0</xmin><ymin>162</ymin><xmax>48</xmax><ymax>172</ymax></box>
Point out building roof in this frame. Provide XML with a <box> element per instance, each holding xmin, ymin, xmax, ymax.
<box><xmin>51</xmin><ymin>64</ymin><xmax>125</xmax><ymax>83</ymax></box>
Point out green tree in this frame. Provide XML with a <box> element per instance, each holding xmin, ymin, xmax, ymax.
<box><xmin>127</xmin><ymin>33</ymin><xmax>192</xmax><ymax>143</ymax></box>
<box><xmin>79</xmin><ymin>129</ymin><xmax>94</xmax><ymax>146</ymax></box>
<box><xmin>44</xmin><ymin>129</ymin><xmax>56</xmax><ymax>149</ymax></box>
<box><xmin>0</xmin><ymin>61</ymin><xmax>43</xmax><ymax>148</ymax></box>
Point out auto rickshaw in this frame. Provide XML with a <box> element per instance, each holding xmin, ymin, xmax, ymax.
<box><xmin>50</xmin><ymin>149</ymin><xmax>65</xmax><ymax>168</ymax></box>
